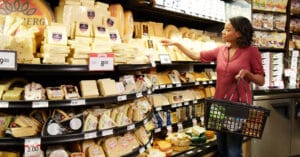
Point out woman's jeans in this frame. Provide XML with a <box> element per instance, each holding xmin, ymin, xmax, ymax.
<box><xmin>217</xmin><ymin>132</ymin><xmax>243</xmax><ymax>157</ymax></box>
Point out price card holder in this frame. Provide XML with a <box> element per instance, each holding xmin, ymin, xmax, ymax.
<box><xmin>148</xmin><ymin>54</ymin><xmax>156</xmax><ymax>67</ymax></box>
<box><xmin>24</xmin><ymin>138</ymin><xmax>41</xmax><ymax>157</ymax></box>
<box><xmin>84</xmin><ymin>131</ymin><xmax>97</xmax><ymax>140</ymax></box>
<box><xmin>117</xmin><ymin>95</ymin><xmax>127</xmax><ymax>101</ymax></box>
<box><xmin>70</xmin><ymin>99</ymin><xmax>86</xmax><ymax>106</ymax></box>
<box><xmin>89</xmin><ymin>53</ymin><xmax>114</xmax><ymax>71</ymax></box>
<box><xmin>159</xmin><ymin>54</ymin><xmax>172</xmax><ymax>64</ymax></box>
<box><xmin>32</xmin><ymin>101</ymin><xmax>49</xmax><ymax>108</ymax></box>
<box><xmin>136</xmin><ymin>92</ymin><xmax>143</xmax><ymax>98</ymax></box>
<box><xmin>127</xmin><ymin>124</ymin><xmax>135</xmax><ymax>131</ymax></box>
<box><xmin>0</xmin><ymin>50</ymin><xmax>17</xmax><ymax>71</ymax></box>
<box><xmin>102</xmin><ymin>129</ymin><xmax>113</xmax><ymax>136</ymax></box>
<box><xmin>0</xmin><ymin>101</ymin><xmax>9</xmax><ymax>108</ymax></box>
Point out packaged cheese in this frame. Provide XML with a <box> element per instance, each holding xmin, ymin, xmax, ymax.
<box><xmin>46</xmin><ymin>87</ymin><xmax>64</xmax><ymax>100</ymax></box>
<box><xmin>87</xmin><ymin>144</ymin><xmax>105</xmax><ymax>157</ymax></box>
<box><xmin>62</xmin><ymin>85</ymin><xmax>80</xmax><ymax>99</ymax></box>
<box><xmin>80</xmin><ymin>80</ymin><xmax>99</xmax><ymax>98</ymax></box>
<box><xmin>103</xmin><ymin>137</ymin><xmax>120</xmax><ymax>157</ymax></box>
<box><xmin>109</xmin><ymin>4</ymin><xmax>124</xmax><ymax>41</ymax></box>
<box><xmin>97</xmin><ymin>78</ymin><xmax>119</xmax><ymax>96</ymax></box>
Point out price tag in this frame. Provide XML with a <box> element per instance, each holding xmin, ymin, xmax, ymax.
<box><xmin>24</xmin><ymin>138</ymin><xmax>41</xmax><ymax>157</ymax></box>
<box><xmin>200</xmin><ymin>117</ymin><xmax>204</xmax><ymax>125</ymax></box>
<box><xmin>184</xmin><ymin>102</ymin><xmax>189</xmax><ymax>106</ymax></box>
<box><xmin>0</xmin><ymin>50</ymin><xmax>17</xmax><ymax>70</ymax></box>
<box><xmin>197</xmin><ymin>149</ymin><xmax>203</xmax><ymax>153</ymax></box>
<box><xmin>177</xmin><ymin>123</ymin><xmax>183</xmax><ymax>132</ymax></box>
<box><xmin>146</xmin><ymin>143</ymin><xmax>151</xmax><ymax>148</ymax></box>
<box><xmin>209</xmin><ymin>80</ymin><xmax>213</xmax><ymax>84</ymax></box>
<box><xmin>193</xmin><ymin>100</ymin><xmax>198</xmax><ymax>104</ymax></box>
<box><xmin>139</xmin><ymin>147</ymin><xmax>146</xmax><ymax>153</ymax></box>
<box><xmin>205</xmin><ymin>145</ymin><xmax>210</xmax><ymax>148</ymax></box>
<box><xmin>0</xmin><ymin>101</ymin><xmax>9</xmax><ymax>108</ymax></box>
<box><xmin>177</xmin><ymin>103</ymin><xmax>182</xmax><ymax>107</ymax></box>
<box><xmin>70</xmin><ymin>99</ymin><xmax>86</xmax><ymax>106</ymax></box>
<box><xmin>143</xmin><ymin>118</ymin><xmax>149</xmax><ymax>125</ymax></box>
<box><xmin>202</xmin><ymin>81</ymin><xmax>207</xmax><ymax>85</ymax></box>
<box><xmin>84</xmin><ymin>131</ymin><xmax>97</xmax><ymax>140</ymax></box>
<box><xmin>175</xmin><ymin>83</ymin><xmax>182</xmax><ymax>87</ymax></box>
<box><xmin>32</xmin><ymin>101</ymin><xmax>49</xmax><ymax>108</ymax></box>
<box><xmin>136</xmin><ymin>92</ymin><xmax>143</xmax><ymax>98</ymax></box>
<box><xmin>171</xmin><ymin>104</ymin><xmax>176</xmax><ymax>108</ymax></box>
<box><xmin>89</xmin><ymin>53</ymin><xmax>114</xmax><ymax>71</ymax></box>
<box><xmin>166</xmin><ymin>84</ymin><xmax>172</xmax><ymax>88</ymax></box>
<box><xmin>127</xmin><ymin>124</ymin><xmax>135</xmax><ymax>131</ymax></box>
<box><xmin>155</xmin><ymin>107</ymin><xmax>162</xmax><ymax>111</ymax></box>
<box><xmin>117</xmin><ymin>95</ymin><xmax>127</xmax><ymax>101</ymax></box>
<box><xmin>147</xmin><ymin>89</ymin><xmax>152</xmax><ymax>94</ymax></box>
<box><xmin>187</xmin><ymin>151</ymin><xmax>193</xmax><ymax>154</ymax></box>
<box><xmin>154</xmin><ymin>86</ymin><xmax>159</xmax><ymax>90</ymax></box>
<box><xmin>160</xmin><ymin>84</ymin><xmax>166</xmax><ymax>89</ymax></box>
<box><xmin>148</xmin><ymin>54</ymin><xmax>156</xmax><ymax>67</ymax></box>
<box><xmin>195</xmin><ymin>81</ymin><xmax>200</xmax><ymax>85</ymax></box>
<box><xmin>159</xmin><ymin>54</ymin><xmax>172</xmax><ymax>64</ymax></box>
<box><xmin>192</xmin><ymin>118</ymin><xmax>198</xmax><ymax>126</ymax></box>
<box><xmin>167</xmin><ymin>125</ymin><xmax>172</xmax><ymax>134</ymax></box>
<box><xmin>102</xmin><ymin>129</ymin><xmax>113</xmax><ymax>136</ymax></box>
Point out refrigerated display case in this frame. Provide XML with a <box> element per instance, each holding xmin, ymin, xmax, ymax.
<box><xmin>251</xmin><ymin>91</ymin><xmax>300</xmax><ymax>157</ymax></box>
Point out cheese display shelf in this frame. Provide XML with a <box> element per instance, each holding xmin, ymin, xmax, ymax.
<box><xmin>154</xmin><ymin>99</ymin><xmax>205</xmax><ymax>112</ymax></box>
<box><xmin>153</xmin><ymin>81</ymin><xmax>215</xmax><ymax>93</ymax></box>
<box><xmin>154</xmin><ymin>117</ymin><xmax>202</xmax><ymax>134</ymax></box>
<box><xmin>258</xmin><ymin>48</ymin><xmax>287</xmax><ymax>52</ymax></box>
<box><xmin>123</xmin><ymin>136</ymin><xmax>154</xmax><ymax>157</ymax></box>
<box><xmin>0</xmin><ymin>110</ymin><xmax>153</xmax><ymax>146</ymax></box>
<box><xmin>0</xmin><ymin>91</ymin><xmax>149</xmax><ymax>109</ymax></box>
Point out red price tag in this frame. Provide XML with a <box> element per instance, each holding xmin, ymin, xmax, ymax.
<box><xmin>24</xmin><ymin>138</ymin><xmax>41</xmax><ymax>157</ymax></box>
<box><xmin>89</xmin><ymin>53</ymin><xmax>114</xmax><ymax>71</ymax></box>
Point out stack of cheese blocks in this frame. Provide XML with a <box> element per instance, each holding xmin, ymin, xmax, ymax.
<box><xmin>40</xmin><ymin>24</ymin><xmax>70</xmax><ymax>64</ymax></box>
<box><xmin>0</xmin><ymin>15</ymin><xmax>40</xmax><ymax>64</ymax></box>
<box><xmin>55</xmin><ymin>0</ymin><xmax>128</xmax><ymax>65</ymax></box>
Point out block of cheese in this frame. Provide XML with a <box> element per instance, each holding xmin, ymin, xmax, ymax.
<box><xmin>117</xmin><ymin>135</ymin><xmax>132</xmax><ymax>156</ymax></box>
<box><xmin>98</xmin><ymin>113</ymin><xmax>116</xmax><ymax>130</ymax></box>
<box><xmin>75</xmin><ymin>21</ymin><xmax>92</xmax><ymax>37</ymax></box>
<box><xmin>157</xmin><ymin>73</ymin><xmax>172</xmax><ymax>85</ymax></box>
<box><xmin>123</xmin><ymin>11</ymin><xmax>134</xmax><ymax>43</ymax></box>
<box><xmin>115</xmin><ymin>112</ymin><xmax>131</xmax><ymax>127</ymax></box>
<box><xmin>62</xmin><ymin>85</ymin><xmax>80</xmax><ymax>99</ymax></box>
<box><xmin>46</xmin><ymin>87</ymin><xmax>64</xmax><ymax>100</ymax></box>
<box><xmin>49</xmin><ymin>149</ymin><xmax>68</xmax><ymax>157</ymax></box>
<box><xmin>70</xmin><ymin>152</ymin><xmax>85</xmax><ymax>157</ymax></box>
<box><xmin>83</xmin><ymin>113</ymin><xmax>98</xmax><ymax>131</ymax></box>
<box><xmin>45</xmin><ymin>24</ymin><xmax>68</xmax><ymax>45</ymax></box>
<box><xmin>82</xmin><ymin>139</ymin><xmax>96</xmax><ymax>154</ymax></box>
<box><xmin>109</xmin><ymin>4</ymin><xmax>124</xmax><ymax>40</ymax></box>
<box><xmin>87</xmin><ymin>144</ymin><xmax>105</xmax><ymax>157</ymax></box>
<box><xmin>2</xmin><ymin>87</ymin><xmax>24</xmax><ymax>101</ymax></box>
<box><xmin>134</xmin><ymin>127</ymin><xmax>150</xmax><ymax>145</ymax></box>
<box><xmin>80</xmin><ymin>80</ymin><xmax>99</xmax><ymax>98</ymax></box>
<box><xmin>97</xmin><ymin>78</ymin><xmax>119</xmax><ymax>96</ymax></box>
<box><xmin>93</xmin><ymin>24</ymin><xmax>109</xmax><ymax>40</ymax></box>
<box><xmin>150</xmin><ymin>94</ymin><xmax>169</xmax><ymax>107</ymax></box>
<box><xmin>0</xmin><ymin>151</ymin><xmax>20</xmax><ymax>157</ymax></box>
<box><xmin>103</xmin><ymin>137</ymin><xmax>120</xmax><ymax>157</ymax></box>
<box><xmin>124</xmin><ymin>132</ymin><xmax>140</xmax><ymax>150</ymax></box>
<box><xmin>24</xmin><ymin>82</ymin><xmax>46</xmax><ymax>100</ymax></box>
<box><xmin>9</xmin><ymin>126</ymin><xmax>38</xmax><ymax>137</ymax></box>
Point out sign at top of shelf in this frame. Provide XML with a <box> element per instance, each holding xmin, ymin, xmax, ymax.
<box><xmin>0</xmin><ymin>50</ymin><xmax>17</xmax><ymax>71</ymax></box>
<box><xmin>89</xmin><ymin>53</ymin><xmax>114</xmax><ymax>71</ymax></box>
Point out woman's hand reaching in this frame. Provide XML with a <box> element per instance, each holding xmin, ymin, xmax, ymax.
<box><xmin>161</xmin><ymin>39</ymin><xmax>178</xmax><ymax>46</ymax></box>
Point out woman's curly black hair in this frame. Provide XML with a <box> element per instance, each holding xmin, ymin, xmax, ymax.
<box><xmin>229</xmin><ymin>16</ymin><xmax>253</xmax><ymax>48</ymax></box>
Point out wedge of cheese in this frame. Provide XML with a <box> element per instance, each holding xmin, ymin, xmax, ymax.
<box><xmin>80</xmin><ymin>80</ymin><xmax>99</xmax><ymax>98</ymax></box>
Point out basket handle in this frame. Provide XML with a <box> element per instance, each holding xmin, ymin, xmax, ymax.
<box><xmin>224</xmin><ymin>79</ymin><xmax>249</xmax><ymax>104</ymax></box>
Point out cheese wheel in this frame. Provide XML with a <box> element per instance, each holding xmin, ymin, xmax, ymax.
<box><xmin>163</xmin><ymin>25</ymin><xmax>179</xmax><ymax>38</ymax></box>
<box><xmin>109</xmin><ymin>4</ymin><xmax>124</xmax><ymax>41</ymax></box>
<box><xmin>123</xmin><ymin>11</ymin><xmax>134</xmax><ymax>43</ymax></box>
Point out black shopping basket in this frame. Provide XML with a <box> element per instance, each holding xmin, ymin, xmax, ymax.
<box><xmin>204</xmin><ymin>98</ymin><xmax>270</xmax><ymax>139</ymax></box>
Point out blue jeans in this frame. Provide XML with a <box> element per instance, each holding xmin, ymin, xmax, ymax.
<box><xmin>216</xmin><ymin>132</ymin><xmax>243</xmax><ymax>157</ymax></box>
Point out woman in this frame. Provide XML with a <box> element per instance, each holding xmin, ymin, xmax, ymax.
<box><xmin>161</xmin><ymin>16</ymin><xmax>265</xmax><ymax>157</ymax></box>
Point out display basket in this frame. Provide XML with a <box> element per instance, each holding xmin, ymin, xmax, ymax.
<box><xmin>204</xmin><ymin>98</ymin><xmax>270</xmax><ymax>139</ymax></box>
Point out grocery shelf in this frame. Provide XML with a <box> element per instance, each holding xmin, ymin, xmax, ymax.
<box><xmin>0</xmin><ymin>110</ymin><xmax>153</xmax><ymax>146</ymax></box>
<box><xmin>252</xmin><ymin>9</ymin><xmax>286</xmax><ymax>14</ymax></box>
<box><xmin>258</xmin><ymin>48</ymin><xmax>286</xmax><ymax>52</ymax></box>
<box><xmin>154</xmin><ymin>117</ymin><xmax>203</xmax><ymax>134</ymax></box>
<box><xmin>154</xmin><ymin>99</ymin><xmax>205</xmax><ymax>112</ymax></box>
<box><xmin>0</xmin><ymin>91</ymin><xmax>150</xmax><ymax>109</ymax></box>
<box><xmin>253</xmin><ymin>29</ymin><xmax>286</xmax><ymax>33</ymax></box>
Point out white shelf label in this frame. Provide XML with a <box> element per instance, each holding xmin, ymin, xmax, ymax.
<box><xmin>0</xmin><ymin>101</ymin><xmax>9</xmax><ymax>108</ymax></box>
<box><xmin>148</xmin><ymin>54</ymin><xmax>156</xmax><ymax>67</ymax></box>
<box><xmin>202</xmin><ymin>81</ymin><xmax>207</xmax><ymax>85</ymax></box>
<box><xmin>139</xmin><ymin>147</ymin><xmax>146</xmax><ymax>153</ymax></box>
<box><xmin>160</xmin><ymin>84</ymin><xmax>166</xmax><ymax>89</ymax></box>
<box><xmin>184</xmin><ymin>102</ymin><xmax>189</xmax><ymax>106</ymax></box>
<box><xmin>32</xmin><ymin>101</ymin><xmax>49</xmax><ymax>108</ymax></box>
<box><xmin>155</xmin><ymin>107</ymin><xmax>162</xmax><ymax>111</ymax></box>
<box><xmin>70</xmin><ymin>99</ymin><xmax>86</xmax><ymax>106</ymax></box>
<box><xmin>187</xmin><ymin>151</ymin><xmax>193</xmax><ymax>154</ymax></box>
<box><xmin>84</xmin><ymin>131</ymin><xmax>97</xmax><ymax>140</ymax></box>
<box><xmin>192</xmin><ymin>118</ymin><xmax>198</xmax><ymax>126</ymax></box>
<box><xmin>143</xmin><ymin>118</ymin><xmax>149</xmax><ymax>125</ymax></box>
<box><xmin>147</xmin><ymin>89</ymin><xmax>152</xmax><ymax>94</ymax></box>
<box><xmin>193</xmin><ymin>100</ymin><xmax>198</xmax><ymax>104</ymax></box>
<box><xmin>102</xmin><ymin>129</ymin><xmax>113</xmax><ymax>136</ymax></box>
<box><xmin>175</xmin><ymin>83</ymin><xmax>182</xmax><ymax>87</ymax></box>
<box><xmin>24</xmin><ymin>138</ymin><xmax>41</xmax><ymax>157</ymax></box>
<box><xmin>177</xmin><ymin>103</ymin><xmax>182</xmax><ymax>107</ymax></box>
<box><xmin>177</xmin><ymin>123</ymin><xmax>183</xmax><ymax>132</ymax></box>
<box><xmin>127</xmin><ymin>124</ymin><xmax>135</xmax><ymax>131</ymax></box>
<box><xmin>209</xmin><ymin>80</ymin><xmax>213</xmax><ymax>84</ymax></box>
<box><xmin>171</xmin><ymin>104</ymin><xmax>177</xmax><ymax>108</ymax></box>
<box><xmin>195</xmin><ymin>81</ymin><xmax>200</xmax><ymax>85</ymax></box>
<box><xmin>0</xmin><ymin>51</ymin><xmax>16</xmax><ymax>70</ymax></box>
<box><xmin>154</xmin><ymin>128</ymin><xmax>161</xmax><ymax>133</ymax></box>
<box><xmin>159</xmin><ymin>54</ymin><xmax>172</xmax><ymax>64</ymax></box>
<box><xmin>117</xmin><ymin>95</ymin><xmax>127</xmax><ymax>101</ymax></box>
<box><xmin>89</xmin><ymin>53</ymin><xmax>114</xmax><ymax>71</ymax></box>
<box><xmin>166</xmin><ymin>84</ymin><xmax>172</xmax><ymax>88</ymax></box>
<box><xmin>136</xmin><ymin>92</ymin><xmax>143</xmax><ymax>98</ymax></box>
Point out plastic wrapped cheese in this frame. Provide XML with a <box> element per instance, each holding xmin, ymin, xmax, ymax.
<box><xmin>109</xmin><ymin>4</ymin><xmax>124</xmax><ymax>41</ymax></box>
<box><xmin>123</xmin><ymin>11</ymin><xmax>134</xmax><ymax>43</ymax></box>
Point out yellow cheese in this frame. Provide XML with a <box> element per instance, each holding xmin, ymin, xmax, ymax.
<box><xmin>98</xmin><ymin>113</ymin><xmax>116</xmax><ymax>130</ymax></box>
<box><xmin>83</xmin><ymin>113</ymin><xmax>98</xmax><ymax>131</ymax></box>
<box><xmin>82</xmin><ymin>139</ymin><xmax>96</xmax><ymax>154</ymax></box>
<box><xmin>124</xmin><ymin>132</ymin><xmax>140</xmax><ymax>150</ymax></box>
<box><xmin>87</xmin><ymin>144</ymin><xmax>105</xmax><ymax>157</ymax></box>
<box><xmin>70</xmin><ymin>152</ymin><xmax>85</xmax><ymax>157</ymax></box>
<box><xmin>79</xmin><ymin>80</ymin><xmax>99</xmax><ymax>98</ymax></box>
<box><xmin>103</xmin><ymin>137</ymin><xmax>120</xmax><ymax>157</ymax></box>
<box><xmin>0</xmin><ymin>151</ymin><xmax>20</xmax><ymax>157</ymax></box>
<box><xmin>134</xmin><ymin>127</ymin><xmax>150</xmax><ymax>145</ymax></box>
<box><xmin>75</xmin><ymin>21</ymin><xmax>92</xmax><ymax>37</ymax></box>
<box><xmin>97</xmin><ymin>79</ymin><xmax>120</xmax><ymax>96</ymax></box>
<box><xmin>2</xmin><ymin>87</ymin><xmax>24</xmax><ymax>101</ymax></box>
<box><xmin>123</xmin><ymin>11</ymin><xmax>134</xmax><ymax>43</ymax></box>
<box><xmin>109</xmin><ymin>4</ymin><xmax>124</xmax><ymax>41</ymax></box>
<box><xmin>45</xmin><ymin>24</ymin><xmax>68</xmax><ymax>45</ymax></box>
